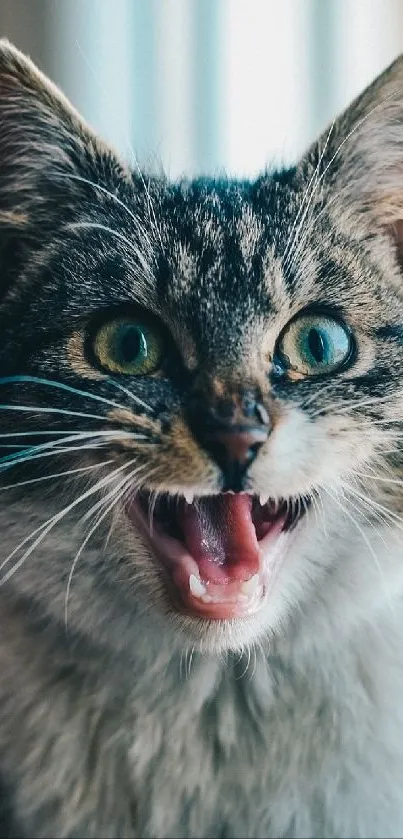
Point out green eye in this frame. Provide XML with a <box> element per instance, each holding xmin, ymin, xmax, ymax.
<box><xmin>93</xmin><ymin>317</ymin><xmax>163</xmax><ymax>375</ymax></box>
<box><xmin>277</xmin><ymin>313</ymin><xmax>353</xmax><ymax>377</ymax></box>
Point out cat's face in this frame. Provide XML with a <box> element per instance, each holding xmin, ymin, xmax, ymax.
<box><xmin>1</xmin><ymin>40</ymin><xmax>403</xmax><ymax>654</ymax></box>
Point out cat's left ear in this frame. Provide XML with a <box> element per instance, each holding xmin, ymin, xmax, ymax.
<box><xmin>307</xmin><ymin>54</ymin><xmax>403</xmax><ymax>253</ymax></box>
<box><xmin>0</xmin><ymin>39</ymin><xmax>128</xmax><ymax>235</ymax></box>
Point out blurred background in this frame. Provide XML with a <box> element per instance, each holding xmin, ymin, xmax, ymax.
<box><xmin>0</xmin><ymin>0</ymin><xmax>403</xmax><ymax>178</ymax></box>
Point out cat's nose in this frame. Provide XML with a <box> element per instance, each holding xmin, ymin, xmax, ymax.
<box><xmin>187</xmin><ymin>389</ymin><xmax>271</xmax><ymax>490</ymax></box>
<box><xmin>202</xmin><ymin>424</ymin><xmax>269</xmax><ymax>489</ymax></box>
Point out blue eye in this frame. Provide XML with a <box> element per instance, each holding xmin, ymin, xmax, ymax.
<box><xmin>276</xmin><ymin>313</ymin><xmax>353</xmax><ymax>377</ymax></box>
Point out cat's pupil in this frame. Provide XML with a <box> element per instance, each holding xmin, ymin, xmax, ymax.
<box><xmin>120</xmin><ymin>326</ymin><xmax>143</xmax><ymax>362</ymax></box>
<box><xmin>307</xmin><ymin>328</ymin><xmax>325</xmax><ymax>363</ymax></box>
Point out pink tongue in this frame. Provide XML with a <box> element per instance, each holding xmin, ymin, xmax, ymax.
<box><xmin>178</xmin><ymin>494</ymin><xmax>260</xmax><ymax>584</ymax></box>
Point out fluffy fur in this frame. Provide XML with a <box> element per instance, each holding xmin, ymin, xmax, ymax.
<box><xmin>0</xmin><ymin>40</ymin><xmax>403</xmax><ymax>837</ymax></box>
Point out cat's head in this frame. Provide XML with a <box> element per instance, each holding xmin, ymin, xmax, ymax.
<box><xmin>0</xmin><ymin>39</ymin><xmax>403</xmax><ymax>655</ymax></box>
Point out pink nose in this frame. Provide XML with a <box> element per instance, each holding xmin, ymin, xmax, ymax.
<box><xmin>203</xmin><ymin>426</ymin><xmax>269</xmax><ymax>473</ymax></box>
<box><xmin>187</xmin><ymin>386</ymin><xmax>271</xmax><ymax>490</ymax></box>
<box><xmin>202</xmin><ymin>425</ymin><xmax>269</xmax><ymax>490</ymax></box>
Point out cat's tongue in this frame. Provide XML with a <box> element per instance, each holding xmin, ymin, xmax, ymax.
<box><xmin>128</xmin><ymin>490</ymin><xmax>292</xmax><ymax>620</ymax></box>
<box><xmin>178</xmin><ymin>494</ymin><xmax>260</xmax><ymax>585</ymax></box>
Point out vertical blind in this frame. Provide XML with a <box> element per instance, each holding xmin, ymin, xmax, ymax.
<box><xmin>0</xmin><ymin>0</ymin><xmax>403</xmax><ymax>177</ymax></box>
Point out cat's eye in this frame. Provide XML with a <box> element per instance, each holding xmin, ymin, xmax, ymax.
<box><xmin>92</xmin><ymin>316</ymin><xmax>163</xmax><ymax>376</ymax></box>
<box><xmin>275</xmin><ymin>313</ymin><xmax>353</xmax><ymax>377</ymax></box>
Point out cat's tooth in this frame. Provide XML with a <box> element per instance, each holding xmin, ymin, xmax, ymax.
<box><xmin>240</xmin><ymin>574</ymin><xmax>260</xmax><ymax>595</ymax></box>
<box><xmin>259</xmin><ymin>493</ymin><xmax>270</xmax><ymax>506</ymax></box>
<box><xmin>189</xmin><ymin>574</ymin><xmax>207</xmax><ymax>598</ymax></box>
<box><xmin>184</xmin><ymin>490</ymin><xmax>194</xmax><ymax>505</ymax></box>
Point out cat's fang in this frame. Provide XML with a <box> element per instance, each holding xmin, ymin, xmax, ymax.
<box><xmin>259</xmin><ymin>493</ymin><xmax>270</xmax><ymax>506</ymax></box>
<box><xmin>240</xmin><ymin>574</ymin><xmax>260</xmax><ymax>595</ymax></box>
<box><xmin>184</xmin><ymin>490</ymin><xmax>194</xmax><ymax>505</ymax></box>
<box><xmin>189</xmin><ymin>574</ymin><xmax>207</xmax><ymax>598</ymax></box>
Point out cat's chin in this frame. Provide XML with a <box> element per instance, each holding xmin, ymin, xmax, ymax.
<box><xmin>126</xmin><ymin>491</ymin><xmax>308</xmax><ymax>622</ymax></box>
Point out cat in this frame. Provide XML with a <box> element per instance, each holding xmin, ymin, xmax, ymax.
<box><xmin>0</xmin><ymin>36</ymin><xmax>403</xmax><ymax>838</ymax></box>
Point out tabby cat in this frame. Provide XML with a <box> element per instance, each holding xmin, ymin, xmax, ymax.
<box><xmin>0</xmin><ymin>38</ymin><xmax>403</xmax><ymax>838</ymax></box>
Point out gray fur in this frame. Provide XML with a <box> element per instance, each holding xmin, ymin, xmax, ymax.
<box><xmin>0</xmin><ymin>40</ymin><xmax>403</xmax><ymax>838</ymax></box>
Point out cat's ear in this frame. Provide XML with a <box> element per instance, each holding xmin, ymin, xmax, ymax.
<box><xmin>308</xmin><ymin>54</ymin><xmax>403</xmax><ymax>254</ymax></box>
<box><xmin>0</xmin><ymin>39</ymin><xmax>127</xmax><ymax>235</ymax></box>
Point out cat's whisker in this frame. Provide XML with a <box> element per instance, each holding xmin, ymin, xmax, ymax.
<box><xmin>0</xmin><ymin>429</ymin><xmax>136</xmax><ymax>468</ymax></box>
<box><xmin>0</xmin><ymin>375</ymin><xmax>141</xmax><ymax>414</ymax></box>
<box><xmin>179</xmin><ymin>649</ymin><xmax>188</xmax><ymax>682</ymax></box>
<box><xmin>106</xmin><ymin>378</ymin><xmax>152</xmax><ymax>413</ymax></box>
<box><xmin>0</xmin><ymin>459</ymin><xmax>134</xmax><ymax>581</ymax></box>
<box><xmin>0</xmin><ymin>441</ymin><xmax>112</xmax><ymax>473</ymax></box>
<box><xmin>0</xmin><ymin>403</ymin><xmax>106</xmax><ymax>422</ymax></box>
<box><xmin>0</xmin><ymin>426</ymin><xmax>150</xmax><ymax>441</ymax></box>
<box><xmin>300</xmin><ymin>382</ymin><xmax>336</xmax><ymax>411</ymax></box>
<box><xmin>322</xmin><ymin>486</ymin><xmax>394</xmax><ymax>612</ymax></box>
<box><xmin>337</xmin><ymin>484</ymin><xmax>390</xmax><ymax>546</ymax></box>
<box><xmin>0</xmin><ymin>460</ymin><xmax>114</xmax><ymax>492</ymax></box>
<box><xmin>0</xmin><ymin>430</ymin><xmax>89</xmax><ymax>438</ymax></box>
<box><xmin>311</xmin><ymin>392</ymin><xmax>403</xmax><ymax>419</ymax></box>
<box><xmin>349</xmin><ymin>469</ymin><xmax>403</xmax><ymax>487</ymax></box>
<box><xmin>79</xmin><ymin>462</ymin><xmax>148</xmax><ymax>526</ymax></box>
<box><xmin>0</xmin><ymin>444</ymin><xmax>34</xmax><ymax>449</ymax></box>
<box><xmin>64</xmin><ymin>458</ymin><xmax>141</xmax><ymax>629</ymax></box>
<box><xmin>147</xmin><ymin>488</ymin><xmax>159</xmax><ymax>538</ymax></box>
<box><xmin>342</xmin><ymin>482</ymin><xmax>403</xmax><ymax>531</ymax></box>
<box><xmin>283</xmin><ymin>121</ymin><xmax>335</xmax><ymax>272</ymax></box>
<box><xmin>248</xmin><ymin>644</ymin><xmax>258</xmax><ymax>682</ymax></box>
<box><xmin>314</xmin><ymin>489</ymin><xmax>328</xmax><ymax>536</ymax></box>
<box><xmin>51</xmin><ymin>172</ymin><xmax>149</xmax><ymax>232</ymax></box>
<box><xmin>309</xmin><ymin>491</ymin><xmax>323</xmax><ymax>533</ymax></box>
<box><xmin>236</xmin><ymin>645</ymin><xmax>252</xmax><ymax>681</ymax></box>
<box><xmin>186</xmin><ymin>646</ymin><xmax>195</xmax><ymax>680</ymax></box>
<box><xmin>67</xmin><ymin>221</ymin><xmax>154</xmax><ymax>283</ymax></box>
<box><xmin>0</xmin><ymin>422</ymin><xmax>150</xmax><ymax>476</ymax></box>
<box><xmin>126</xmin><ymin>152</ymin><xmax>165</xmax><ymax>254</ymax></box>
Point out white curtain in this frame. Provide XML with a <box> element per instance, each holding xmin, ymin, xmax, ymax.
<box><xmin>0</xmin><ymin>0</ymin><xmax>403</xmax><ymax>177</ymax></box>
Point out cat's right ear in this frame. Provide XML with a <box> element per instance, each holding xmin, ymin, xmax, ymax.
<box><xmin>306</xmin><ymin>54</ymin><xmax>403</xmax><ymax>257</ymax></box>
<box><xmin>0</xmin><ymin>39</ymin><xmax>128</xmax><ymax>237</ymax></box>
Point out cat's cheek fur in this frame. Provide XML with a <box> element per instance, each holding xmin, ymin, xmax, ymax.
<box><xmin>251</xmin><ymin>407</ymin><xmax>374</xmax><ymax>497</ymax></box>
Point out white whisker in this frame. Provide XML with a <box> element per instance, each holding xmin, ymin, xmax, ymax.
<box><xmin>67</xmin><ymin>221</ymin><xmax>153</xmax><ymax>281</ymax></box>
<box><xmin>0</xmin><ymin>441</ymin><xmax>111</xmax><ymax>473</ymax></box>
<box><xmin>52</xmin><ymin>172</ymin><xmax>145</xmax><ymax>229</ymax></box>
<box><xmin>323</xmin><ymin>486</ymin><xmax>394</xmax><ymax>612</ymax></box>
<box><xmin>0</xmin><ymin>460</ymin><xmax>114</xmax><ymax>491</ymax></box>
<box><xmin>0</xmin><ymin>375</ymin><xmax>138</xmax><ymax>414</ymax></box>
<box><xmin>64</xmin><ymin>459</ymin><xmax>139</xmax><ymax>628</ymax></box>
<box><xmin>0</xmin><ymin>459</ymin><xmax>135</xmax><ymax>582</ymax></box>
<box><xmin>0</xmin><ymin>404</ymin><xmax>105</xmax><ymax>422</ymax></box>
<box><xmin>283</xmin><ymin>121</ymin><xmax>335</xmax><ymax>271</ymax></box>
<box><xmin>0</xmin><ymin>429</ymin><xmax>137</xmax><ymax>469</ymax></box>
<box><xmin>106</xmin><ymin>378</ymin><xmax>152</xmax><ymax>413</ymax></box>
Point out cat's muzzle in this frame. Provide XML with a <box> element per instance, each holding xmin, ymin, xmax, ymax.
<box><xmin>126</xmin><ymin>490</ymin><xmax>309</xmax><ymax>620</ymax></box>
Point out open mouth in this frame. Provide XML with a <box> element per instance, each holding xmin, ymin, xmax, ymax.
<box><xmin>127</xmin><ymin>491</ymin><xmax>309</xmax><ymax>620</ymax></box>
